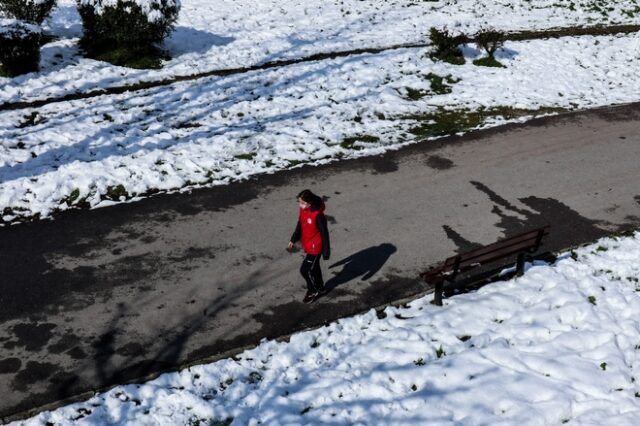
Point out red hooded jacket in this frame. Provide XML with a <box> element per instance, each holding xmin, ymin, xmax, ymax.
<box><xmin>291</xmin><ymin>202</ymin><xmax>330</xmax><ymax>258</ymax></box>
<box><xmin>300</xmin><ymin>203</ymin><xmax>324</xmax><ymax>255</ymax></box>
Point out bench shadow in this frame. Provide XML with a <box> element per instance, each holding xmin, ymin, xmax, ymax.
<box><xmin>325</xmin><ymin>243</ymin><xmax>397</xmax><ymax>292</ymax></box>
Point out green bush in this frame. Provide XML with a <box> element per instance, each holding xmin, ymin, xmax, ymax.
<box><xmin>76</xmin><ymin>0</ymin><xmax>180</xmax><ymax>68</ymax></box>
<box><xmin>0</xmin><ymin>0</ymin><xmax>56</xmax><ymax>24</ymax></box>
<box><xmin>429</xmin><ymin>27</ymin><xmax>469</xmax><ymax>65</ymax></box>
<box><xmin>0</xmin><ymin>20</ymin><xmax>41</xmax><ymax>76</ymax></box>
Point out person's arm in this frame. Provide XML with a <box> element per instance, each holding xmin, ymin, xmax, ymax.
<box><xmin>290</xmin><ymin>220</ymin><xmax>301</xmax><ymax>243</ymax></box>
<box><xmin>317</xmin><ymin>214</ymin><xmax>330</xmax><ymax>260</ymax></box>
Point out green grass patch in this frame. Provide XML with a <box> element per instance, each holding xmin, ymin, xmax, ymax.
<box><xmin>234</xmin><ymin>152</ymin><xmax>257</xmax><ymax>161</ymax></box>
<box><xmin>473</xmin><ymin>56</ymin><xmax>506</xmax><ymax>68</ymax></box>
<box><xmin>0</xmin><ymin>65</ymin><xmax>10</xmax><ymax>78</ymax></box>
<box><xmin>104</xmin><ymin>184</ymin><xmax>128</xmax><ymax>200</ymax></box>
<box><xmin>340</xmin><ymin>134</ymin><xmax>380</xmax><ymax>150</ymax></box>
<box><xmin>429</xmin><ymin>51</ymin><xmax>465</xmax><ymax>65</ymax></box>
<box><xmin>506</xmin><ymin>24</ymin><xmax>640</xmax><ymax>42</ymax></box>
<box><xmin>406</xmin><ymin>73</ymin><xmax>459</xmax><ymax>100</ymax></box>
<box><xmin>188</xmin><ymin>417</ymin><xmax>233</xmax><ymax>426</ymax></box>
<box><xmin>61</xmin><ymin>188</ymin><xmax>80</xmax><ymax>206</ymax></box>
<box><xmin>17</xmin><ymin>112</ymin><xmax>41</xmax><ymax>128</ymax></box>
<box><xmin>287</xmin><ymin>159</ymin><xmax>306</xmax><ymax>167</ymax></box>
<box><xmin>406</xmin><ymin>106</ymin><xmax>567</xmax><ymax>140</ymax></box>
<box><xmin>406</xmin><ymin>87</ymin><xmax>430</xmax><ymax>100</ymax></box>
<box><xmin>88</xmin><ymin>46</ymin><xmax>167</xmax><ymax>69</ymax></box>
<box><xmin>424</xmin><ymin>73</ymin><xmax>458</xmax><ymax>95</ymax></box>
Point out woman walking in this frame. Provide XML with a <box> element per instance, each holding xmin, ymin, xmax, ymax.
<box><xmin>288</xmin><ymin>189</ymin><xmax>331</xmax><ymax>303</ymax></box>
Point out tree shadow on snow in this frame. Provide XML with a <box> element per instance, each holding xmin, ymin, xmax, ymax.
<box><xmin>494</xmin><ymin>47</ymin><xmax>519</xmax><ymax>60</ymax></box>
<box><xmin>45</xmin><ymin>5</ymin><xmax>84</xmax><ymax>39</ymax></box>
<box><xmin>164</xmin><ymin>27</ymin><xmax>235</xmax><ymax>56</ymax></box>
<box><xmin>461</xmin><ymin>45</ymin><xmax>519</xmax><ymax>61</ymax></box>
<box><xmin>0</xmin><ymin>53</ymin><xmax>373</xmax><ymax>185</ymax></box>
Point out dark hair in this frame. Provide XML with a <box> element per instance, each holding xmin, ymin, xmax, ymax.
<box><xmin>297</xmin><ymin>189</ymin><xmax>322</xmax><ymax>206</ymax></box>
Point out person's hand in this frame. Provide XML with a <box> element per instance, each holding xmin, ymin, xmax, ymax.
<box><xmin>287</xmin><ymin>241</ymin><xmax>294</xmax><ymax>251</ymax></box>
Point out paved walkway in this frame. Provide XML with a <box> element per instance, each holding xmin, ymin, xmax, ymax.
<box><xmin>1</xmin><ymin>103</ymin><xmax>639</xmax><ymax>421</ymax></box>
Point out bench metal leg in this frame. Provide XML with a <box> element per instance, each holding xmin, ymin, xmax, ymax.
<box><xmin>516</xmin><ymin>253</ymin><xmax>525</xmax><ymax>277</ymax></box>
<box><xmin>433</xmin><ymin>280</ymin><xmax>443</xmax><ymax>306</ymax></box>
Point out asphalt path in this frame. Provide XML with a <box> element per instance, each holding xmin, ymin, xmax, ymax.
<box><xmin>1</xmin><ymin>103</ymin><xmax>639</xmax><ymax>422</ymax></box>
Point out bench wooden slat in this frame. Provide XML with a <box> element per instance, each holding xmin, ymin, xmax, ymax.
<box><xmin>451</xmin><ymin>235</ymin><xmax>544</xmax><ymax>268</ymax></box>
<box><xmin>455</xmin><ymin>239</ymin><xmax>543</xmax><ymax>271</ymax></box>
<box><xmin>441</xmin><ymin>228</ymin><xmax>548</xmax><ymax>272</ymax></box>
<box><xmin>444</xmin><ymin>229</ymin><xmax>548</xmax><ymax>266</ymax></box>
<box><xmin>426</xmin><ymin>239</ymin><xmax>538</xmax><ymax>282</ymax></box>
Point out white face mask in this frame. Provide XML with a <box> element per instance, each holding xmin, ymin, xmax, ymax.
<box><xmin>299</xmin><ymin>203</ymin><xmax>308</xmax><ymax>209</ymax></box>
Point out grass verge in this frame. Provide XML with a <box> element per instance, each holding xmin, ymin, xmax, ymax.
<box><xmin>405</xmin><ymin>106</ymin><xmax>567</xmax><ymax>140</ymax></box>
<box><xmin>340</xmin><ymin>135</ymin><xmax>381</xmax><ymax>150</ymax></box>
<box><xmin>506</xmin><ymin>24</ymin><xmax>640</xmax><ymax>42</ymax></box>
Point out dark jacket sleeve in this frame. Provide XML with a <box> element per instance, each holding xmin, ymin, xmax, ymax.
<box><xmin>290</xmin><ymin>220</ymin><xmax>301</xmax><ymax>243</ymax></box>
<box><xmin>316</xmin><ymin>214</ymin><xmax>330</xmax><ymax>260</ymax></box>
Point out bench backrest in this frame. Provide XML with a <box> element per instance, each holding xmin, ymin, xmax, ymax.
<box><xmin>442</xmin><ymin>226</ymin><xmax>549</xmax><ymax>274</ymax></box>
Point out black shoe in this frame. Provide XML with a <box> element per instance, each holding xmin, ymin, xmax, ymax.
<box><xmin>303</xmin><ymin>291</ymin><xmax>319</xmax><ymax>304</ymax></box>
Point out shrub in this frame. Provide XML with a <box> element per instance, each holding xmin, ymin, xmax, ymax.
<box><xmin>0</xmin><ymin>0</ymin><xmax>57</xmax><ymax>24</ymax></box>
<box><xmin>0</xmin><ymin>19</ymin><xmax>41</xmax><ymax>76</ymax></box>
<box><xmin>76</xmin><ymin>0</ymin><xmax>180</xmax><ymax>68</ymax></box>
<box><xmin>475</xmin><ymin>29</ymin><xmax>506</xmax><ymax>58</ymax></box>
<box><xmin>429</xmin><ymin>27</ymin><xmax>469</xmax><ymax>65</ymax></box>
<box><xmin>473</xmin><ymin>29</ymin><xmax>507</xmax><ymax>68</ymax></box>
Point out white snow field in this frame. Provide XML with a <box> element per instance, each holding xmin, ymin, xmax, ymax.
<box><xmin>1</xmin><ymin>1</ymin><xmax>640</xmax><ymax>222</ymax></box>
<box><xmin>1</xmin><ymin>0</ymin><xmax>640</xmax><ymax>103</ymax></box>
<box><xmin>0</xmin><ymin>32</ymin><xmax>639</xmax><ymax>223</ymax></box>
<box><xmin>9</xmin><ymin>231</ymin><xmax>640</xmax><ymax>425</ymax></box>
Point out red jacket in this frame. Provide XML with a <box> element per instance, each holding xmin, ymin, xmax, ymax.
<box><xmin>291</xmin><ymin>202</ymin><xmax>330</xmax><ymax>258</ymax></box>
<box><xmin>300</xmin><ymin>203</ymin><xmax>324</xmax><ymax>255</ymax></box>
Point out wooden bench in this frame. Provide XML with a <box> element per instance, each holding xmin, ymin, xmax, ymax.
<box><xmin>421</xmin><ymin>226</ymin><xmax>550</xmax><ymax>306</ymax></box>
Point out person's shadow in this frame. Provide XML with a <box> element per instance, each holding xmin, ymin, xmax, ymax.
<box><xmin>325</xmin><ymin>243</ymin><xmax>397</xmax><ymax>292</ymax></box>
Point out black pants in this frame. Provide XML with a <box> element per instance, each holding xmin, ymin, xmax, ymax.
<box><xmin>300</xmin><ymin>254</ymin><xmax>324</xmax><ymax>292</ymax></box>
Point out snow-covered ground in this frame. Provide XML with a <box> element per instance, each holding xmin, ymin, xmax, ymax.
<box><xmin>1</xmin><ymin>32</ymin><xmax>639</xmax><ymax>223</ymax></box>
<box><xmin>10</xmin><ymin>231</ymin><xmax>640</xmax><ymax>425</ymax></box>
<box><xmin>2</xmin><ymin>0</ymin><xmax>640</xmax><ymax>103</ymax></box>
<box><xmin>1</xmin><ymin>1</ymin><xmax>639</xmax><ymax>222</ymax></box>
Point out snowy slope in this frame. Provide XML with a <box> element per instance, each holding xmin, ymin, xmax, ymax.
<box><xmin>0</xmin><ymin>33</ymin><xmax>639</xmax><ymax>223</ymax></box>
<box><xmin>10</xmin><ymin>231</ymin><xmax>640</xmax><ymax>425</ymax></box>
<box><xmin>2</xmin><ymin>0</ymin><xmax>640</xmax><ymax>103</ymax></box>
